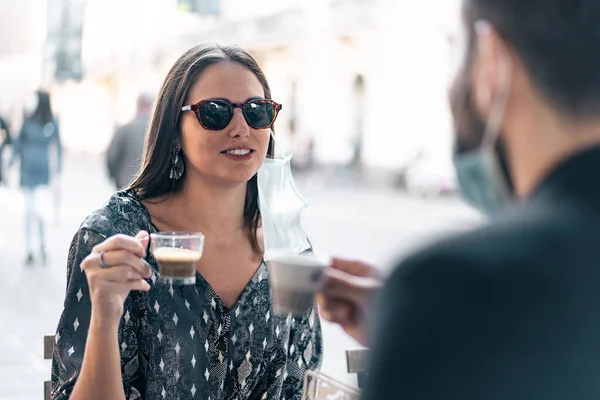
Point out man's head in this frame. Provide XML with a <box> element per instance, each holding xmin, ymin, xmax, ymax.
<box><xmin>137</xmin><ymin>92</ymin><xmax>154</xmax><ymax>115</ymax></box>
<box><xmin>451</xmin><ymin>0</ymin><xmax>600</xmax><ymax>197</ymax></box>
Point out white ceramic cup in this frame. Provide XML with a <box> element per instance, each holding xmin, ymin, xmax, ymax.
<box><xmin>267</xmin><ymin>254</ymin><xmax>329</xmax><ymax>316</ymax></box>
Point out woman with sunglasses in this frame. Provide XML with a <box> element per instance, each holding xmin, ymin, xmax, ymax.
<box><xmin>51</xmin><ymin>44</ymin><xmax>322</xmax><ymax>400</ymax></box>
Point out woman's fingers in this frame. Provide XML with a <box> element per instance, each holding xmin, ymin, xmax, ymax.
<box><xmin>90</xmin><ymin>250</ymin><xmax>152</xmax><ymax>279</ymax></box>
<box><xmin>85</xmin><ymin>264</ymin><xmax>147</xmax><ymax>283</ymax></box>
<box><xmin>135</xmin><ymin>230</ymin><xmax>150</xmax><ymax>253</ymax></box>
<box><xmin>92</xmin><ymin>234</ymin><xmax>146</xmax><ymax>258</ymax></box>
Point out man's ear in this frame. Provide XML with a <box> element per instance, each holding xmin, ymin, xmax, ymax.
<box><xmin>471</xmin><ymin>20</ymin><xmax>512</xmax><ymax>118</ymax></box>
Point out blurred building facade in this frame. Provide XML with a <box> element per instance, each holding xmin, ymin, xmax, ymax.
<box><xmin>189</xmin><ymin>0</ymin><xmax>462</xmax><ymax>179</ymax></box>
<box><xmin>0</xmin><ymin>0</ymin><xmax>461</xmax><ymax>179</ymax></box>
<box><xmin>0</xmin><ymin>0</ymin><xmax>179</xmax><ymax>153</ymax></box>
<box><xmin>0</xmin><ymin>0</ymin><xmax>48</xmax><ymax>125</ymax></box>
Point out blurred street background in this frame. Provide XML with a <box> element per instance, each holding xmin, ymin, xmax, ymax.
<box><xmin>0</xmin><ymin>153</ymin><xmax>482</xmax><ymax>400</ymax></box>
<box><xmin>0</xmin><ymin>0</ymin><xmax>480</xmax><ymax>398</ymax></box>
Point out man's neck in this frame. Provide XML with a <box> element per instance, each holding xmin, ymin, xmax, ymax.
<box><xmin>507</xmin><ymin>110</ymin><xmax>600</xmax><ymax>197</ymax></box>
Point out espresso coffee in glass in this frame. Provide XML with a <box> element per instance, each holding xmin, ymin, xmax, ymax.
<box><xmin>150</xmin><ymin>232</ymin><xmax>204</xmax><ymax>285</ymax></box>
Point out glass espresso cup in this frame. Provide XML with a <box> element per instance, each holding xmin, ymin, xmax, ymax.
<box><xmin>150</xmin><ymin>232</ymin><xmax>204</xmax><ymax>285</ymax></box>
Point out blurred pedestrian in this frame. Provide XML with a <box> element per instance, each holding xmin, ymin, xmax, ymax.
<box><xmin>106</xmin><ymin>93</ymin><xmax>153</xmax><ymax>189</ymax></box>
<box><xmin>0</xmin><ymin>114</ymin><xmax>12</xmax><ymax>184</ymax></box>
<box><xmin>10</xmin><ymin>90</ymin><xmax>62</xmax><ymax>265</ymax></box>
<box><xmin>318</xmin><ymin>0</ymin><xmax>600</xmax><ymax>399</ymax></box>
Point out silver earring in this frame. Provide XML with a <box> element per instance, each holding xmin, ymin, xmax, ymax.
<box><xmin>169</xmin><ymin>146</ymin><xmax>184</xmax><ymax>180</ymax></box>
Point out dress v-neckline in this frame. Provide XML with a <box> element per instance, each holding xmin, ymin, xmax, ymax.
<box><xmin>132</xmin><ymin>190</ymin><xmax>269</xmax><ymax>314</ymax></box>
<box><xmin>193</xmin><ymin>261</ymin><xmax>267</xmax><ymax>313</ymax></box>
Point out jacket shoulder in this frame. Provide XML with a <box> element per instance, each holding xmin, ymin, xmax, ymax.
<box><xmin>80</xmin><ymin>190</ymin><xmax>153</xmax><ymax>238</ymax></box>
<box><xmin>390</xmin><ymin>203</ymin><xmax>566</xmax><ymax>285</ymax></box>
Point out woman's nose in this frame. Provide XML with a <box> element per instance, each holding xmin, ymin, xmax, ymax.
<box><xmin>227</xmin><ymin>109</ymin><xmax>250</xmax><ymax>138</ymax></box>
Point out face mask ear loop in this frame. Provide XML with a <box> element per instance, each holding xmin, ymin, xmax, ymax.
<box><xmin>269</xmin><ymin>131</ymin><xmax>287</xmax><ymax>160</ymax></box>
<box><xmin>476</xmin><ymin>20</ymin><xmax>513</xmax><ymax>149</ymax></box>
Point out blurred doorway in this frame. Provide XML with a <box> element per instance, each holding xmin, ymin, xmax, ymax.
<box><xmin>350</xmin><ymin>75</ymin><xmax>366</xmax><ymax>172</ymax></box>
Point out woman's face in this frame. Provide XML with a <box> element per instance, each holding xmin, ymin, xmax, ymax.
<box><xmin>179</xmin><ymin>61</ymin><xmax>271</xmax><ymax>186</ymax></box>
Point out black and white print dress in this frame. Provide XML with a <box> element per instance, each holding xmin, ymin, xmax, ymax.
<box><xmin>51</xmin><ymin>190</ymin><xmax>323</xmax><ymax>399</ymax></box>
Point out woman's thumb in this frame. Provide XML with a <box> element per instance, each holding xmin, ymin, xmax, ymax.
<box><xmin>136</xmin><ymin>230</ymin><xmax>150</xmax><ymax>252</ymax></box>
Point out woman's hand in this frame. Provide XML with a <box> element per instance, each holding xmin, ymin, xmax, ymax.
<box><xmin>81</xmin><ymin>230</ymin><xmax>152</xmax><ymax>326</ymax></box>
<box><xmin>316</xmin><ymin>258</ymin><xmax>383</xmax><ymax>346</ymax></box>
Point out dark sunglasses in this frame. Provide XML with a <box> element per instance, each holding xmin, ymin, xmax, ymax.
<box><xmin>181</xmin><ymin>98</ymin><xmax>282</xmax><ymax>130</ymax></box>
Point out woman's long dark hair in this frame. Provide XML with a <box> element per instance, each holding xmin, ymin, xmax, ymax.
<box><xmin>129</xmin><ymin>44</ymin><xmax>275</xmax><ymax>253</ymax></box>
<box><xmin>31</xmin><ymin>90</ymin><xmax>54</xmax><ymax>125</ymax></box>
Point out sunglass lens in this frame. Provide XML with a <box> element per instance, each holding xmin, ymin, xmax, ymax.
<box><xmin>199</xmin><ymin>100</ymin><xmax>232</xmax><ymax>130</ymax></box>
<box><xmin>244</xmin><ymin>100</ymin><xmax>275</xmax><ymax>128</ymax></box>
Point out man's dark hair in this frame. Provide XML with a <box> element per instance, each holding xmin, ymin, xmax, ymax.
<box><xmin>464</xmin><ymin>0</ymin><xmax>600</xmax><ymax>117</ymax></box>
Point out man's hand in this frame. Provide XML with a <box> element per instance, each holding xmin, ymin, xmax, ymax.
<box><xmin>316</xmin><ymin>258</ymin><xmax>382</xmax><ymax>346</ymax></box>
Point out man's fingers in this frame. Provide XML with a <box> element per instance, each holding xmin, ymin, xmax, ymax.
<box><xmin>316</xmin><ymin>293</ymin><xmax>332</xmax><ymax>320</ymax></box>
<box><xmin>321</xmin><ymin>281</ymin><xmax>362</xmax><ymax>306</ymax></box>
<box><xmin>324</xmin><ymin>268</ymin><xmax>382</xmax><ymax>291</ymax></box>
<box><xmin>329</xmin><ymin>300</ymin><xmax>353</xmax><ymax>324</ymax></box>
<box><xmin>317</xmin><ymin>295</ymin><xmax>353</xmax><ymax>324</ymax></box>
<box><xmin>319</xmin><ymin>268</ymin><xmax>382</xmax><ymax>310</ymax></box>
<box><xmin>330</xmin><ymin>258</ymin><xmax>374</xmax><ymax>277</ymax></box>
